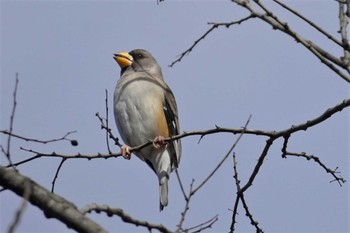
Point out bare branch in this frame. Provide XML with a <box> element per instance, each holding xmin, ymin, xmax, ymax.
<box><xmin>175</xmin><ymin>179</ymin><xmax>195</xmax><ymax>232</ymax></box>
<box><xmin>80</xmin><ymin>204</ymin><xmax>172</xmax><ymax>233</ymax></box>
<box><xmin>8</xmin><ymin>153</ymin><xmax>42</xmax><ymax>167</ymax></box>
<box><xmin>3</xmin><ymin>74</ymin><xmax>19</xmax><ymax>167</ymax></box>
<box><xmin>230</xmin><ymin>155</ymin><xmax>241</xmax><ymax>232</ymax></box>
<box><xmin>16</xmin><ymin>120</ymin><xmax>276</xmax><ymax>166</ymax></box>
<box><xmin>8</xmin><ymin>96</ymin><xmax>347</xmax><ymax>233</ymax></box>
<box><xmin>284</xmin><ymin>151</ymin><xmax>346</xmax><ymax>186</ymax></box>
<box><xmin>169</xmin><ymin>15</ymin><xmax>254</xmax><ymax>67</ymax></box>
<box><xmin>104</xmin><ymin>89</ymin><xmax>112</xmax><ymax>154</ymax></box>
<box><xmin>272</xmin><ymin>0</ymin><xmax>344</xmax><ymax>49</ymax></box>
<box><xmin>170</xmin><ymin>0</ymin><xmax>350</xmax><ymax>80</ymax></box>
<box><xmin>191</xmin><ymin>115</ymin><xmax>252</xmax><ymax>195</ymax></box>
<box><xmin>339</xmin><ymin>0</ymin><xmax>350</xmax><ymax>66</ymax></box>
<box><xmin>233</xmin><ymin>0</ymin><xmax>350</xmax><ymax>81</ymax></box>
<box><xmin>240</xmin><ymin>194</ymin><xmax>263</xmax><ymax>233</ymax></box>
<box><xmin>95</xmin><ymin>112</ymin><xmax>122</xmax><ymax>148</ymax></box>
<box><xmin>0</xmin><ymin>130</ymin><xmax>78</xmax><ymax>146</ymax></box>
<box><xmin>0</xmin><ymin>166</ymin><xmax>107</xmax><ymax>233</ymax></box>
<box><xmin>14</xmin><ymin>98</ymin><xmax>349</xmax><ymax>184</ymax></box>
<box><xmin>228</xmin><ymin>98</ymin><xmax>350</xmax><ymax>231</ymax></box>
<box><xmin>51</xmin><ymin>158</ymin><xmax>67</xmax><ymax>193</ymax></box>
<box><xmin>17</xmin><ymin>147</ymin><xmax>121</xmax><ymax>162</ymax></box>
<box><xmin>2</xmin><ymin>3</ymin><xmax>348</xmax><ymax>232</ymax></box>
<box><xmin>173</xmin><ymin>177</ymin><xmax>218</xmax><ymax>233</ymax></box>
<box><xmin>308</xmin><ymin>44</ymin><xmax>350</xmax><ymax>82</ymax></box>
<box><xmin>175</xmin><ymin>169</ymin><xmax>187</xmax><ymax>201</ymax></box>
<box><xmin>275</xmin><ymin>98</ymin><xmax>350</xmax><ymax>137</ymax></box>
<box><xmin>230</xmin><ymin>155</ymin><xmax>264</xmax><ymax>233</ymax></box>
<box><xmin>175</xmin><ymin>116</ymin><xmax>250</xmax><ymax>233</ymax></box>
<box><xmin>185</xmin><ymin>214</ymin><xmax>219</xmax><ymax>233</ymax></box>
<box><xmin>240</xmin><ymin>138</ymin><xmax>274</xmax><ymax>193</ymax></box>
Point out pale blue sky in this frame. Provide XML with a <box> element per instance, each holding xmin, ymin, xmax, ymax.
<box><xmin>1</xmin><ymin>1</ymin><xmax>349</xmax><ymax>232</ymax></box>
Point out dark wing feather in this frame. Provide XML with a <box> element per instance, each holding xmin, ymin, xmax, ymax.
<box><xmin>163</xmin><ymin>88</ymin><xmax>181</xmax><ymax>169</ymax></box>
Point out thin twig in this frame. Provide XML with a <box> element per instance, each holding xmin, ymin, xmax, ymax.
<box><xmin>14</xmin><ymin>124</ymin><xmax>275</xmax><ymax>167</ymax></box>
<box><xmin>4</xmin><ymin>74</ymin><xmax>19</xmax><ymax>168</ymax></box>
<box><xmin>230</xmin><ymin>155</ymin><xmax>241</xmax><ymax>232</ymax></box>
<box><xmin>240</xmin><ymin>138</ymin><xmax>274</xmax><ymax>193</ymax></box>
<box><xmin>233</xmin><ymin>0</ymin><xmax>350</xmax><ymax>82</ymax></box>
<box><xmin>8</xmin><ymin>154</ymin><xmax>42</xmax><ymax>167</ymax></box>
<box><xmin>175</xmin><ymin>171</ymin><xmax>219</xmax><ymax>232</ymax></box>
<box><xmin>274</xmin><ymin>98</ymin><xmax>350</xmax><ymax>137</ymax></box>
<box><xmin>51</xmin><ymin>158</ymin><xmax>66</xmax><ymax>193</ymax></box>
<box><xmin>175</xmin><ymin>116</ymin><xmax>250</xmax><ymax>233</ymax></box>
<box><xmin>240</xmin><ymin>194</ymin><xmax>263</xmax><ymax>233</ymax></box>
<box><xmin>186</xmin><ymin>214</ymin><xmax>219</xmax><ymax>233</ymax></box>
<box><xmin>308</xmin><ymin>44</ymin><xmax>350</xmax><ymax>82</ymax></box>
<box><xmin>273</xmin><ymin>0</ymin><xmax>344</xmax><ymax>49</ymax></box>
<box><xmin>230</xmin><ymin>155</ymin><xmax>264</xmax><ymax>233</ymax></box>
<box><xmin>81</xmin><ymin>204</ymin><xmax>172</xmax><ymax>233</ymax></box>
<box><xmin>284</xmin><ymin>151</ymin><xmax>346</xmax><ymax>186</ymax></box>
<box><xmin>104</xmin><ymin>89</ymin><xmax>112</xmax><ymax>154</ymax></box>
<box><xmin>0</xmin><ymin>130</ymin><xmax>77</xmax><ymax>145</ymax></box>
<box><xmin>175</xmin><ymin>169</ymin><xmax>187</xmax><ymax>201</ymax></box>
<box><xmin>95</xmin><ymin>112</ymin><xmax>122</xmax><ymax>148</ymax></box>
<box><xmin>169</xmin><ymin>15</ymin><xmax>254</xmax><ymax>67</ymax></box>
<box><xmin>191</xmin><ymin>115</ymin><xmax>252</xmax><ymax>195</ymax></box>
<box><xmin>175</xmin><ymin>179</ymin><xmax>194</xmax><ymax>233</ymax></box>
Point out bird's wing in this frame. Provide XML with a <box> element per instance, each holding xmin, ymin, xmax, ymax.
<box><xmin>162</xmin><ymin>83</ymin><xmax>182</xmax><ymax>169</ymax></box>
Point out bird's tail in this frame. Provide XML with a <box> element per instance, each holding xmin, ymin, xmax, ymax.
<box><xmin>159</xmin><ymin>173</ymin><xmax>169</xmax><ymax>211</ymax></box>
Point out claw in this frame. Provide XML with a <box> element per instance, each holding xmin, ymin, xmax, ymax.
<box><xmin>153</xmin><ymin>136</ymin><xmax>165</xmax><ymax>149</ymax></box>
<box><xmin>121</xmin><ymin>145</ymin><xmax>131</xmax><ymax>160</ymax></box>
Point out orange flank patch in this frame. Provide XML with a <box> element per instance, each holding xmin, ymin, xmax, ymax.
<box><xmin>155</xmin><ymin>104</ymin><xmax>169</xmax><ymax>138</ymax></box>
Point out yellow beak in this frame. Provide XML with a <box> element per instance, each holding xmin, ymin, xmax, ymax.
<box><xmin>113</xmin><ymin>52</ymin><xmax>133</xmax><ymax>68</ymax></box>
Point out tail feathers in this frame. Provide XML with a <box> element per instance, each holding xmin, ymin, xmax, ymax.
<box><xmin>159</xmin><ymin>175</ymin><xmax>169</xmax><ymax>211</ymax></box>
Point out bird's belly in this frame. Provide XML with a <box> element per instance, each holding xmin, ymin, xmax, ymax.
<box><xmin>114</xmin><ymin>79</ymin><xmax>167</xmax><ymax>149</ymax></box>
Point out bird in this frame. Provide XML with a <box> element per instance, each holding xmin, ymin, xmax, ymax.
<box><xmin>113</xmin><ymin>49</ymin><xmax>181</xmax><ymax>211</ymax></box>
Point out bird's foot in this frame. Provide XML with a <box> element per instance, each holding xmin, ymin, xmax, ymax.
<box><xmin>120</xmin><ymin>145</ymin><xmax>131</xmax><ymax>160</ymax></box>
<box><xmin>153</xmin><ymin>136</ymin><xmax>165</xmax><ymax>149</ymax></box>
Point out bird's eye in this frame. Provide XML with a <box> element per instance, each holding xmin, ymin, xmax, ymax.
<box><xmin>137</xmin><ymin>54</ymin><xmax>144</xmax><ymax>59</ymax></box>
